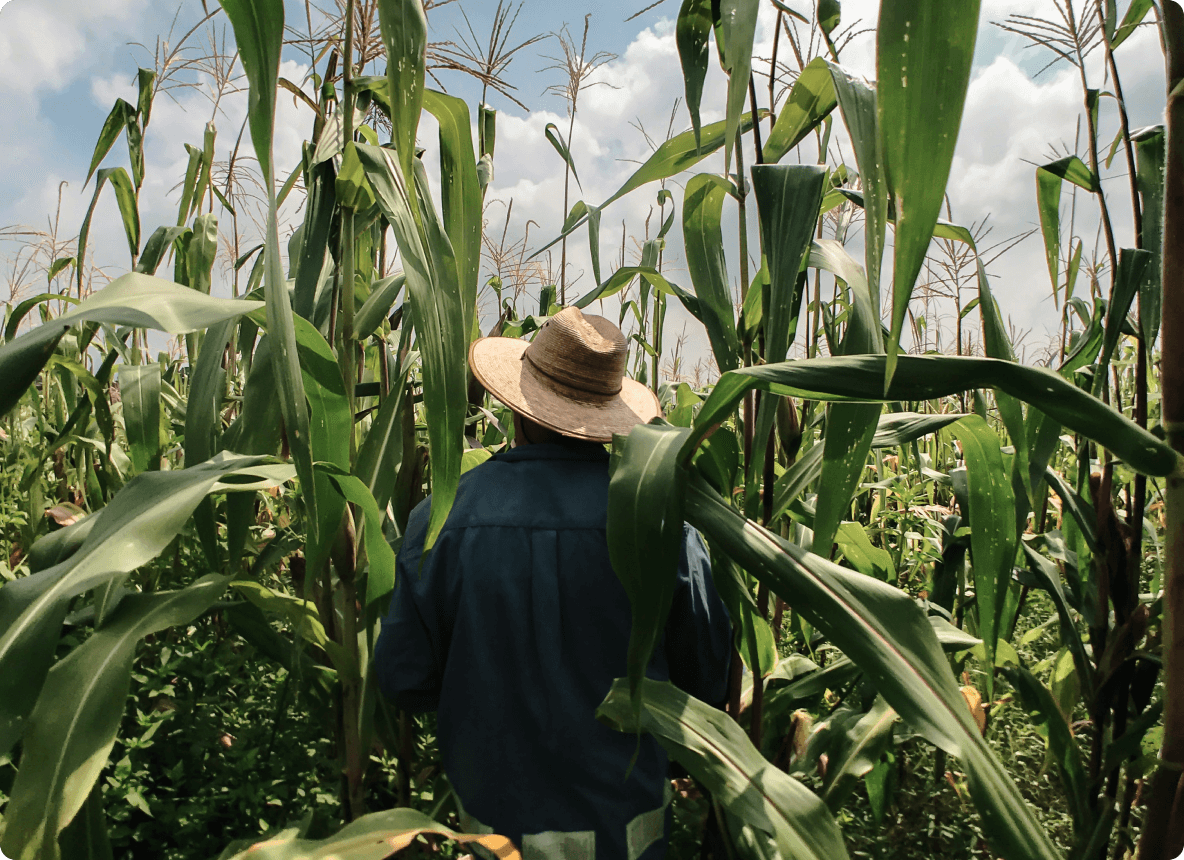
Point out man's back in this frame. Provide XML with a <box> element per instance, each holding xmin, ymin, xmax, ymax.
<box><xmin>375</xmin><ymin>440</ymin><xmax>731</xmax><ymax>859</ymax></box>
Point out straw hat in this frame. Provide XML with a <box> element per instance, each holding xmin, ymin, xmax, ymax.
<box><xmin>468</xmin><ymin>307</ymin><xmax>661</xmax><ymax>443</ymax></box>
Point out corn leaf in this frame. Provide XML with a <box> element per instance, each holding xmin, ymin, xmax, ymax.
<box><xmin>878</xmin><ymin>0</ymin><xmax>981</xmax><ymax>385</ymax></box>
<box><xmin>0</xmin><ymin>454</ymin><xmax>292</xmax><ymax>761</ymax></box>
<box><xmin>683</xmin><ymin>475</ymin><xmax>1062</xmax><ymax>860</ymax></box>
<box><xmin>763</xmin><ymin>57</ymin><xmax>837</xmax><ymax>164</ymax></box>
<box><xmin>687</xmin><ymin>355</ymin><xmax>1180</xmax><ymax>479</ymax></box>
<box><xmin>676</xmin><ymin>0</ymin><xmax>714</xmax><ymax>148</ymax></box>
<box><xmin>1</xmin><ymin>576</ymin><xmax>232</xmax><ymax>860</ymax></box>
<box><xmin>597</xmin><ymin>678</ymin><xmax>851</xmax><ymax>860</ymax></box>
<box><xmin>1134</xmin><ymin>125</ymin><xmax>1164</xmax><ymax>344</ymax></box>
<box><xmin>118</xmin><ymin>363</ymin><xmax>161</xmax><ymax>474</ymax></box>
<box><xmin>608</xmin><ymin>424</ymin><xmax>691</xmax><ymax>708</ymax></box>
<box><xmin>425</xmin><ymin>90</ymin><xmax>481</xmax><ymax>339</ymax></box>
<box><xmin>356</xmin><ymin>144</ymin><xmax>467</xmax><ymax>550</ymax></box>
<box><xmin>683</xmin><ymin>174</ymin><xmax>741</xmax><ymax>372</ymax></box>
<box><xmin>377</xmin><ymin>0</ymin><xmax>427</xmax><ymax>185</ymax></box>
<box><xmin>0</xmin><ymin>274</ymin><xmax>261</xmax><ymax>419</ymax></box>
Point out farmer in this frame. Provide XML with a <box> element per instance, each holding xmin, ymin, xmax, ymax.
<box><xmin>375</xmin><ymin>306</ymin><xmax>732</xmax><ymax>860</ymax></box>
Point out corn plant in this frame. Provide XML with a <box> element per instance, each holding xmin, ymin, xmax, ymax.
<box><xmin>0</xmin><ymin>0</ymin><xmax>1180</xmax><ymax>858</ymax></box>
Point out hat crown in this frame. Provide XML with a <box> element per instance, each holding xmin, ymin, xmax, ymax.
<box><xmin>525</xmin><ymin>307</ymin><xmax>627</xmax><ymax>398</ymax></box>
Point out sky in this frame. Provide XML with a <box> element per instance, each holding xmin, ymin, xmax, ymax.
<box><xmin>0</xmin><ymin>0</ymin><xmax>1168</xmax><ymax>375</ymax></box>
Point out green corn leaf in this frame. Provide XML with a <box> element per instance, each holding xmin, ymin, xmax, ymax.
<box><xmin>4</xmin><ymin>293</ymin><xmax>79</xmax><ymax>342</ymax></box>
<box><xmin>0</xmin><ymin>274</ymin><xmax>261</xmax><ymax>419</ymax></box>
<box><xmin>1133</xmin><ymin>125</ymin><xmax>1164</xmax><ymax>343</ymax></box>
<box><xmin>77</xmin><ymin>167</ymin><xmax>140</xmax><ymax>294</ymax></box>
<box><xmin>186</xmin><ymin>212</ymin><xmax>219</xmax><ymax>295</ymax></box>
<box><xmin>425</xmin><ymin>90</ymin><xmax>482</xmax><ymax>339</ymax></box>
<box><xmin>714</xmin><ymin>555</ymin><xmax>777</xmax><ymax>678</ymax></box>
<box><xmin>1020</xmin><ymin>542</ymin><xmax>1093</xmax><ymax>702</ymax></box>
<box><xmin>834</xmin><ymin>522</ymin><xmax>895</xmax><ymax>581</ymax></box>
<box><xmin>951</xmin><ymin>414</ymin><xmax>1016</xmax><ymax>702</ymax></box>
<box><xmin>828</xmin><ymin>63</ymin><xmax>887</xmax><ymax>312</ymax></box>
<box><xmin>719</xmin><ymin>0</ymin><xmax>760</xmax><ymax>172</ymax></box>
<box><xmin>533</xmin><ymin>112</ymin><xmax>766</xmax><ymax>258</ymax></box>
<box><xmin>84</xmin><ymin>99</ymin><xmax>135</xmax><ymax>187</ymax></box>
<box><xmin>598</xmin><ymin>678</ymin><xmax>851</xmax><ymax>860</ymax></box>
<box><xmin>821</xmin><ymin>697</ymin><xmax>897</xmax><ymax>812</ymax></box>
<box><xmin>683</xmin><ymin>174</ymin><xmax>741</xmax><ymax>372</ymax></box>
<box><xmin>752</xmin><ymin>165</ymin><xmax>827</xmax><ymax>367</ymax></box>
<box><xmin>802</xmin><ymin>239</ymin><xmax>883</xmax><ymax>555</ymax></box>
<box><xmin>1111</xmin><ymin>0</ymin><xmax>1155</xmax><ymax>48</ymax></box>
<box><xmin>608</xmin><ymin>423</ymin><xmax>691</xmax><ymax>709</ymax></box>
<box><xmin>676</xmin><ymin>0</ymin><xmax>713</xmax><ymax>148</ymax></box>
<box><xmin>683</xmin><ymin>475</ymin><xmax>1062</xmax><ymax>860</ymax></box>
<box><xmin>355</xmin><ymin>273</ymin><xmax>406</xmax><ymax>339</ymax></box>
<box><xmin>292</xmin><ymin>159</ymin><xmax>337</xmax><ymax>320</ymax></box>
<box><xmin>0</xmin><ymin>453</ymin><xmax>292</xmax><ymax>760</ymax></box>
<box><xmin>749</xmin><ymin>166</ymin><xmax>827</xmax><ymax>508</ymax></box>
<box><xmin>686</xmin><ymin>354</ymin><xmax>1180</xmax><ymax>479</ymax></box>
<box><xmin>356</xmin><ymin>143</ymin><xmax>467</xmax><ymax>551</ymax></box>
<box><xmin>763</xmin><ymin>57</ymin><xmax>838</xmax><ymax>164</ymax></box>
<box><xmin>975</xmin><ymin>260</ymin><xmax>1035</xmax><ymax>511</ymax></box>
<box><xmin>1001</xmin><ymin>666</ymin><xmax>1091</xmax><ymax>840</ymax></box>
<box><xmin>1041</xmin><ymin>155</ymin><xmax>1100</xmax><ymax>192</ymax></box>
<box><xmin>58</xmin><ymin>784</ymin><xmax>113</xmax><ymax>860</ymax></box>
<box><xmin>335</xmin><ymin>142</ymin><xmax>377</xmax><ymax>211</ymax></box>
<box><xmin>119</xmin><ymin>363</ymin><xmax>161</xmax><ymax>474</ymax></box>
<box><xmin>316</xmin><ymin>465</ymin><xmax>398</xmax><ymax>605</ymax></box>
<box><xmin>355</xmin><ymin>366</ymin><xmax>411</xmax><ymax>517</ymax></box>
<box><xmin>218</xmin><ymin>0</ymin><xmax>282</xmax><ymax>181</ymax></box>
<box><xmin>0</xmin><ymin>576</ymin><xmax>232</xmax><ymax>860</ymax></box>
<box><xmin>878</xmin><ymin>0</ymin><xmax>981</xmax><ymax>386</ymax></box>
<box><xmin>220</xmin><ymin>0</ymin><xmax>321</xmax><ymax>560</ymax></box>
<box><xmin>1036</xmin><ymin>167</ymin><xmax>1063</xmax><ymax>304</ymax></box>
<box><xmin>136</xmin><ymin>225</ymin><xmax>191</xmax><ymax>276</ymax></box>
<box><xmin>1094</xmin><ymin>249</ymin><xmax>1153</xmax><ymax>397</ymax></box>
<box><xmin>378</xmin><ymin>0</ymin><xmax>427</xmax><ymax>185</ymax></box>
<box><xmin>544</xmin><ymin>122</ymin><xmax>582</xmax><ymax>191</ymax></box>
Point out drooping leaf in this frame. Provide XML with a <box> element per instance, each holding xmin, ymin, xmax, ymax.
<box><xmin>355</xmin><ymin>273</ymin><xmax>406</xmax><ymax>339</ymax></box>
<box><xmin>878</xmin><ymin>0</ymin><xmax>982</xmax><ymax>384</ymax></box>
<box><xmin>821</xmin><ymin>696</ymin><xmax>897</xmax><ymax>811</ymax></box>
<box><xmin>598</xmin><ymin>678</ymin><xmax>851</xmax><ymax>860</ymax></box>
<box><xmin>719</xmin><ymin>0</ymin><xmax>760</xmax><ymax>172</ymax></box>
<box><xmin>683</xmin><ymin>475</ymin><xmax>1061</xmax><ymax>860</ymax></box>
<box><xmin>0</xmin><ymin>274</ymin><xmax>261</xmax><ymax>419</ymax></box>
<box><xmin>1112</xmin><ymin>0</ymin><xmax>1155</xmax><ymax>47</ymax></box>
<box><xmin>686</xmin><ymin>355</ymin><xmax>1180</xmax><ymax>479</ymax></box>
<box><xmin>0</xmin><ymin>454</ymin><xmax>292</xmax><ymax>760</ymax></box>
<box><xmin>676</xmin><ymin>0</ymin><xmax>713</xmax><ymax>147</ymax></box>
<box><xmin>1</xmin><ymin>577</ymin><xmax>232</xmax><ymax>860</ymax></box>
<box><xmin>764</xmin><ymin>57</ymin><xmax>838</xmax><ymax>164</ymax></box>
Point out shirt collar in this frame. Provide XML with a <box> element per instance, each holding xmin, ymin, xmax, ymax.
<box><xmin>493</xmin><ymin>440</ymin><xmax>610</xmax><ymax>463</ymax></box>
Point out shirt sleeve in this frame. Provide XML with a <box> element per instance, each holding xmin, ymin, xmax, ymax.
<box><xmin>374</xmin><ymin>521</ymin><xmax>449</xmax><ymax>712</ymax></box>
<box><xmin>664</xmin><ymin>525</ymin><xmax>733</xmax><ymax>708</ymax></box>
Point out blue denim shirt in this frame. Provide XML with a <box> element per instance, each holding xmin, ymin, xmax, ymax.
<box><xmin>374</xmin><ymin>440</ymin><xmax>732</xmax><ymax>859</ymax></box>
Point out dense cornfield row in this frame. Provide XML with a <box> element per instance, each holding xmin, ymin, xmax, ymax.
<box><xmin>0</xmin><ymin>0</ymin><xmax>1181</xmax><ymax>858</ymax></box>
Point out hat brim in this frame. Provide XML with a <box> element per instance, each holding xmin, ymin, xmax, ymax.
<box><xmin>469</xmin><ymin>336</ymin><xmax>661</xmax><ymax>443</ymax></box>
